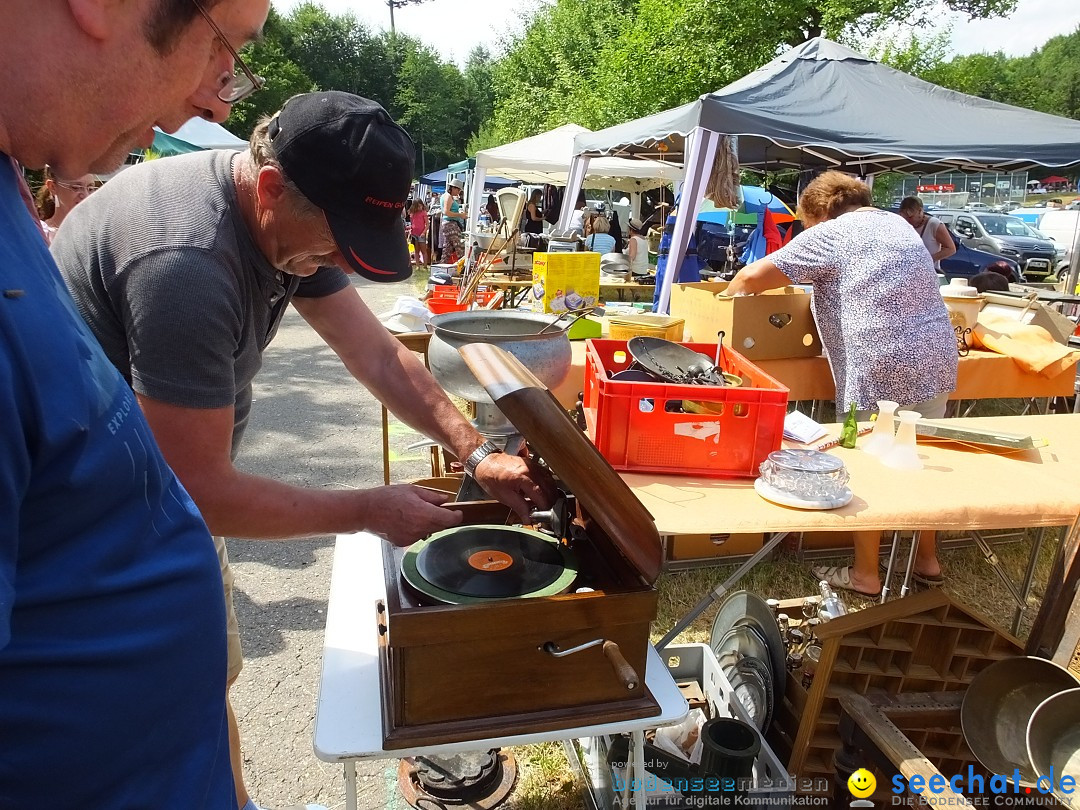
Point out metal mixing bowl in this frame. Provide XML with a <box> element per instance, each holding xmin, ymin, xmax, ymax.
<box><xmin>428</xmin><ymin>310</ymin><xmax>572</xmax><ymax>404</ymax></box>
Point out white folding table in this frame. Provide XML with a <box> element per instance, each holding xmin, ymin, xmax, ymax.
<box><xmin>314</xmin><ymin>534</ymin><xmax>689</xmax><ymax>810</ymax></box>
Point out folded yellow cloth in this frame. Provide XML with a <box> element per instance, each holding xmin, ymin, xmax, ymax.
<box><xmin>973</xmin><ymin>314</ymin><xmax>1080</xmax><ymax>378</ymax></box>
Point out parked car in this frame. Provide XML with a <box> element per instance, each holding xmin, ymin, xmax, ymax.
<box><xmin>938</xmin><ymin>227</ymin><xmax>1023</xmax><ymax>281</ymax></box>
<box><xmin>696</xmin><ymin>220</ymin><xmax>755</xmax><ymax>278</ymax></box>
<box><xmin>1034</xmin><ymin>210</ymin><xmax>1079</xmax><ymax>273</ymax></box>
<box><xmin>933</xmin><ymin>210</ymin><xmax>1057</xmax><ymax>280</ymax></box>
<box><xmin>964</xmin><ymin>202</ymin><xmax>992</xmax><ymax>212</ymax></box>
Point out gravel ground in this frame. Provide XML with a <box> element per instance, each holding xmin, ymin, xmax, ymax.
<box><xmin>230</xmin><ymin>275</ymin><xmax>431</xmax><ymax>810</ymax></box>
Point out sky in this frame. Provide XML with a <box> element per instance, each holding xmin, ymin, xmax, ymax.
<box><xmin>276</xmin><ymin>0</ymin><xmax>529</xmax><ymax>66</ymax></box>
<box><xmin>947</xmin><ymin>0</ymin><xmax>1080</xmax><ymax>56</ymax></box>
<box><xmin>277</xmin><ymin>0</ymin><xmax>1080</xmax><ymax>65</ymax></box>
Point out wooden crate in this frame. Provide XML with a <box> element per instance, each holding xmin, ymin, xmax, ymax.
<box><xmin>667</xmin><ymin>532</ymin><xmax>765</xmax><ymax>561</ymax></box>
<box><xmin>773</xmin><ymin>589</ymin><xmax>1023</xmax><ymax>779</ymax></box>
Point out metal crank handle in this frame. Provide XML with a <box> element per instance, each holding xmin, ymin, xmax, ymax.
<box><xmin>541</xmin><ymin>639</ymin><xmax>640</xmax><ymax>691</ymax></box>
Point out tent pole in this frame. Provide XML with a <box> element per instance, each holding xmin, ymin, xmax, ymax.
<box><xmin>558</xmin><ymin>156</ymin><xmax>591</xmax><ymax>231</ymax></box>
<box><xmin>1066</xmin><ymin>225</ymin><xmax>1080</xmax><ymax>297</ymax></box>
<box><xmin>656</xmin><ymin>127</ymin><xmax>720</xmax><ymax>314</ymax></box>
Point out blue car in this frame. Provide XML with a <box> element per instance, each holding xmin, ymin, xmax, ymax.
<box><xmin>938</xmin><ymin>227</ymin><xmax>1024</xmax><ymax>282</ymax></box>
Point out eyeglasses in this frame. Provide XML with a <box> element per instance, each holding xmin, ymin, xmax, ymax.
<box><xmin>55</xmin><ymin>180</ymin><xmax>97</xmax><ymax>195</ymax></box>
<box><xmin>191</xmin><ymin>0</ymin><xmax>265</xmax><ymax>104</ymax></box>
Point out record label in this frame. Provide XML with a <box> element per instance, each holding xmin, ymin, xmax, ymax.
<box><xmin>468</xmin><ymin>550</ymin><xmax>514</xmax><ymax>572</ymax></box>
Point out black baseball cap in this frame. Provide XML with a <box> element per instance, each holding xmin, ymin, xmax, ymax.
<box><xmin>268</xmin><ymin>92</ymin><xmax>415</xmax><ymax>282</ymax></box>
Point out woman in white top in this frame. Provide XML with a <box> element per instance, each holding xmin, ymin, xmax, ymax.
<box><xmin>898</xmin><ymin>197</ymin><xmax>956</xmax><ymax>270</ymax></box>
<box><xmin>626</xmin><ymin>219</ymin><xmax>651</xmax><ymax>273</ymax></box>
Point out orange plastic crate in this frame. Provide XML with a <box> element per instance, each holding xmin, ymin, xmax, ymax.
<box><xmin>426</xmin><ymin>286</ymin><xmax>498</xmax><ymax>314</ymax></box>
<box><xmin>583</xmin><ymin>339</ymin><xmax>789</xmax><ymax>478</ymax></box>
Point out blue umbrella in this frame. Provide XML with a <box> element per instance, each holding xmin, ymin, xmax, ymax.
<box><xmin>697</xmin><ymin>186</ymin><xmax>794</xmax><ymax>224</ymax></box>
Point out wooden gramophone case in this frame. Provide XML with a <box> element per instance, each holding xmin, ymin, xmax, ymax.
<box><xmin>377</xmin><ymin>343</ymin><xmax>665</xmax><ymax>749</ymax></box>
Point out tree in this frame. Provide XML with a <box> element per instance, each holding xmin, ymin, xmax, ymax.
<box><xmin>774</xmin><ymin>0</ymin><xmax>1016</xmax><ymax>47</ymax></box>
<box><xmin>481</xmin><ymin>0</ymin><xmax>1022</xmax><ymax>147</ymax></box>
<box><xmin>227</xmin><ymin>8</ymin><xmax>315</xmax><ymax>139</ymax></box>
<box><xmin>488</xmin><ymin>0</ymin><xmax>635</xmax><ymax>141</ymax></box>
<box><xmin>593</xmin><ymin>0</ymin><xmax>779</xmax><ymax>125</ymax></box>
<box><xmin>394</xmin><ymin>40</ymin><xmax>471</xmax><ymax>172</ymax></box>
<box><xmin>461</xmin><ymin>47</ymin><xmax>497</xmax><ymax>147</ymax></box>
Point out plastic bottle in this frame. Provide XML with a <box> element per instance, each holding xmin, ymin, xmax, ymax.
<box><xmin>838</xmin><ymin>402</ymin><xmax>859</xmax><ymax>449</ymax></box>
<box><xmin>818</xmin><ymin>581</ymin><xmax>848</xmax><ymax>621</ymax></box>
<box><xmin>862</xmin><ymin>400</ymin><xmax>898</xmax><ymax>458</ymax></box>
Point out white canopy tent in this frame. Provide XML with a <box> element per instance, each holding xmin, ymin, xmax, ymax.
<box><xmin>171</xmin><ymin>117</ymin><xmax>247</xmax><ymax>150</ymax></box>
<box><xmin>464</xmin><ymin>124</ymin><xmax>682</xmax><ymax>236</ymax></box>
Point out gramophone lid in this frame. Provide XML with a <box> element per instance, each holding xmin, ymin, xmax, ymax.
<box><xmin>458</xmin><ymin>342</ymin><xmax>663</xmax><ymax>584</ymax></box>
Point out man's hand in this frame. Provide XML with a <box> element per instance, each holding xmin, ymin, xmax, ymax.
<box><xmin>473</xmin><ymin>452</ymin><xmax>558</xmax><ymax>520</ymax></box>
<box><xmin>357</xmin><ymin>485</ymin><xmax>463</xmax><ymax>547</ymax></box>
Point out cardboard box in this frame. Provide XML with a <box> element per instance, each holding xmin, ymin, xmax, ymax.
<box><xmin>531</xmin><ymin>252</ymin><xmax>601</xmax><ymax>314</ymax></box>
<box><xmin>670</xmin><ymin>281</ymin><xmax>820</xmax><ymax>360</ymax></box>
<box><xmin>667</xmin><ymin>532</ymin><xmax>765</xmax><ymax>560</ymax></box>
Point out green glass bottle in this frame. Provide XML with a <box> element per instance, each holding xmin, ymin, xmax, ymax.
<box><xmin>839</xmin><ymin>402</ymin><xmax>859</xmax><ymax>449</ymax></box>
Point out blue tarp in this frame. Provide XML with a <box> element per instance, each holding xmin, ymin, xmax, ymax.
<box><xmin>420</xmin><ymin>166</ymin><xmax>518</xmax><ymax>189</ymax></box>
<box><xmin>419</xmin><ymin>168</ymin><xmax>448</xmax><ymax>185</ymax></box>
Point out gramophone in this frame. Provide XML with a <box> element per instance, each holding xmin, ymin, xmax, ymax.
<box><xmin>377</xmin><ymin>343</ymin><xmax>664</xmax><ymax>749</ymax></box>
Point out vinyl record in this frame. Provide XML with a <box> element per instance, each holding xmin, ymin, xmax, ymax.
<box><xmin>402</xmin><ymin>525</ymin><xmax>578</xmax><ymax>605</ymax></box>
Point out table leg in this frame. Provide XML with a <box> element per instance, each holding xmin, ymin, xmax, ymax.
<box><xmin>631</xmin><ymin>728</ymin><xmax>646</xmax><ymax>810</ymax></box>
<box><xmin>1028</xmin><ymin>515</ymin><xmax>1080</xmax><ymax>657</ymax></box>
<box><xmin>655</xmin><ymin>531</ymin><xmax>789</xmax><ymax>650</ymax></box>
<box><xmin>971</xmin><ymin>530</ymin><xmax>1027</xmax><ymax>608</ymax></box>
<box><xmin>343</xmin><ymin>760</ymin><xmax>358</xmax><ymax>810</ymax></box>
<box><xmin>1012</xmin><ymin>526</ymin><xmax>1047</xmax><ymax>635</ymax></box>
<box><xmin>900</xmin><ymin>531</ymin><xmax>920</xmax><ymax>598</ymax></box>
<box><xmin>880</xmin><ymin>530</ymin><xmax>902</xmax><ymax>604</ymax></box>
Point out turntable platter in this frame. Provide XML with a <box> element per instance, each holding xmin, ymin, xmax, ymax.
<box><xmin>402</xmin><ymin>525</ymin><xmax>579</xmax><ymax>605</ymax></box>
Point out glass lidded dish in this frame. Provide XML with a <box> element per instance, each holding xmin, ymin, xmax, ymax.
<box><xmin>757</xmin><ymin>449</ymin><xmax>850</xmax><ymax>501</ymax></box>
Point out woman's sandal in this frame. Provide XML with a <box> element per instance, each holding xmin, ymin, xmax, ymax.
<box><xmin>879</xmin><ymin>561</ymin><xmax>944</xmax><ymax>588</ymax></box>
<box><xmin>812</xmin><ymin>564</ymin><xmax>882</xmax><ymax>599</ymax></box>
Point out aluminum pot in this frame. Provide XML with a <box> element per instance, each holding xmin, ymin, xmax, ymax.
<box><xmin>1026</xmin><ymin>687</ymin><xmax>1080</xmax><ymax>804</ymax></box>
<box><xmin>428</xmin><ymin>310</ymin><xmax>572</xmax><ymax>404</ymax></box>
<box><xmin>961</xmin><ymin>656</ymin><xmax>1080</xmax><ymax>786</ymax></box>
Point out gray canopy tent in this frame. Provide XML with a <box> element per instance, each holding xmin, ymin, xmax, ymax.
<box><xmin>559</xmin><ymin>38</ymin><xmax>1080</xmax><ymax>311</ymax></box>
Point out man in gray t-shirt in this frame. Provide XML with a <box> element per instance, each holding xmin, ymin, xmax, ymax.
<box><xmin>53</xmin><ymin>92</ymin><xmax>554</xmax><ymax>810</ymax></box>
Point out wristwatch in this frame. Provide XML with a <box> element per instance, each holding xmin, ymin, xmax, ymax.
<box><xmin>463</xmin><ymin>440</ymin><xmax>502</xmax><ymax>478</ymax></box>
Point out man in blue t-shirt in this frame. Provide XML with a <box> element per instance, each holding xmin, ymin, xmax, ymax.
<box><xmin>0</xmin><ymin>0</ymin><xmax>270</xmax><ymax>807</ymax></box>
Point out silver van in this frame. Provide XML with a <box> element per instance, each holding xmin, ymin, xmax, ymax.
<box><xmin>934</xmin><ymin>209</ymin><xmax>1060</xmax><ymax>279</ymax></box>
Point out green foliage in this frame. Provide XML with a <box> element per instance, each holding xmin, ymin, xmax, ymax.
<box><xmin>900</xmin><ymin>25</ymin><xmax>1080</xmax><ymax>122</ymax></box>
<box><xmin>395</xmin><ymin>40</ymin><xmax>471</xmax><ymax>171</ymax></box>
<box><xmin>488</xmin><ymin>0</ymin><xmax>633</xmax><ymax>141</ymax></box>
<box><xmin>482</xmin><ymin>0</ymin><xmax>1023</xmax><ymax>146</ymax></box>
<box><xmin>228</xmin><ymin>9</ymin><xmax>315</xmax><ymax>139</ymax></box>
<box><xmin>221</xmin><ymin>4</ymin><xmax>495</xmax><ymax>176</ymax></box>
